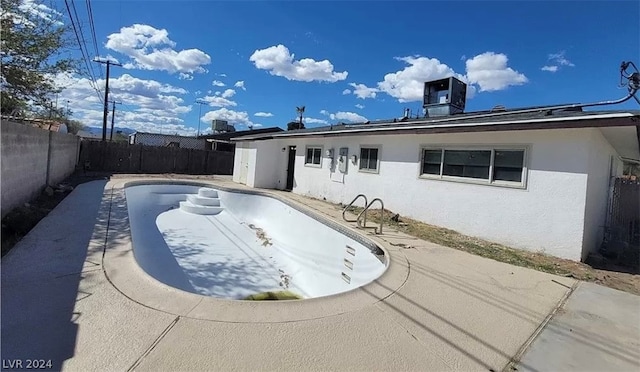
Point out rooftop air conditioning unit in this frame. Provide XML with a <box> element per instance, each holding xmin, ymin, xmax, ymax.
<box><xmin>423</xmin><ymin>76</ymin><xmax>467</xmax><ymax>117</ymax></box>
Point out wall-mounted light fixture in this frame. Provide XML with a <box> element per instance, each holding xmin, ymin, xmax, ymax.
<box><xmin>350</xmin><ymin>155</ymin><xmax>357</xmax><ymax>164</ymax></box>
<box><xmin>281</xmin><ymin>147</ymin><xmax>286</xmax><ymax>152</ymax></box>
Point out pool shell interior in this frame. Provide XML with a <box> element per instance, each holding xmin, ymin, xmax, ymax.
<box><xmin>125</xmin><ymin>182</ymin><xmax>389</xmax><ymax>301</ymax></box>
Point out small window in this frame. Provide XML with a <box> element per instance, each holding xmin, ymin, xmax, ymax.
<box><xmin>421</xmin><ymin>149</ymin><xmax>442</xmax><ymax>175</ymax></box>
<box><xmin>493</xmin><ymin>150</ymin><xmax>525</xmax><ymax>182</ymax></box>
<box><xmin>305</xmin><ymin>147</ymin><xmax>322</xmax><ymax>166</ymax></box>
<box><xmin>443</xmin><ymin>150</ymin><xmax>491</xmax><ymax>179</ymax></box>
<box><xmin>359</xmin><ymin>147</ymin><xmax>379</xmax><ymax>172</ymax></box>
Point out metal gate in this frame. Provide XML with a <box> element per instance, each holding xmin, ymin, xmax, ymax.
<box><xmin>602</xmin><ymin>177</ymin><xmax>640</xmax><ymax>267</ymax></box>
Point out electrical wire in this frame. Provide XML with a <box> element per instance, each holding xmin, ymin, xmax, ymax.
<box><xmin>64</xmin><ymin>0</ymin><xmax>103</xmax><ymax>105</ymax></box>
<box><xmin>85</xmin><ymin>0</ymin><xmax>102</xmax><ymax>79</ymax></box>
<box><xmin>71</xmin><ymin>0</ymin><xmax>100</xmax><ymax>81</ymax></box>
<box><xmin>619</xmin><ymin>61</ymin><xmax>640</xmax><ymax>105</ymax></box>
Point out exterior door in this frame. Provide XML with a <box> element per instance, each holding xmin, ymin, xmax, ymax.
<box><xmin>239</xmin><ymin>147</ymin><xmax>249</xmax><ymax>184</ymax></box>
<box><xmin>286</xmin><ymin>146</ymin><xmax>296</xmax><ymax>190</ymax></box>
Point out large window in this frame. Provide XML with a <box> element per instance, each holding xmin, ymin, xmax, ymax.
<box><xmin>305</xmin><ymin>146</ymin><xmax>322</xmax><ymax>166</ymax></box>
<box><xmin>420</xmin><ymin>147</ymin><xmax>526</xmax><ymax>186</ymax></box>
<box><xmin>443</xmin><ymin>150</ymin><xmax>491</xmax><ymax>179</ymax></box>
<box><xmin>359</xmin><ymin>147</ymin><xmax>379</xmax><ymax>173</ymax></box>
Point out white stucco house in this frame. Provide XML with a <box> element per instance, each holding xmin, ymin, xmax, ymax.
<box><xmin>231</xmin><ymin>78</ymin><xmax>640</xmax><ymax>262</ymax></box>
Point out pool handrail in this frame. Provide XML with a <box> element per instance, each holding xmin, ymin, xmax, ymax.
<box><xmin>356</xmin><ymin>198</ymin><xmax>384</xmax><ymax>235</ymax></box>
<box><xmin>342</xmin><ymin>194</ymin><xmax>368</xmax><ymax>222</ymax></box>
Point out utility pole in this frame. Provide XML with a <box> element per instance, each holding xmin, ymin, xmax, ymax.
<box><xmin>195</xmin><ymin>100</ymin><xmax>207</xmax><ymax>137</ymax></box>
<box><xmin>108</xmin><ymin>101</ymin><xmax>122</xmax><ymax>141</ymax></box>
<box><xmin>94</xmin><ymin>59</ymin><xmax>122</xmax><ymax>141</ymax></box>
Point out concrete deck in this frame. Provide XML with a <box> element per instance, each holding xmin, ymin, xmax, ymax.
<box><xmin>2</xmin><ymin>175</ymin><xmax>638</xmax><ymax>372</ymax></box>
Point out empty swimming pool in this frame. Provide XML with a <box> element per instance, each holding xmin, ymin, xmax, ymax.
<box><xmin>125</xmin><ymin>184</ymin><xmax>388</xmax><ymax>300</ymax></box>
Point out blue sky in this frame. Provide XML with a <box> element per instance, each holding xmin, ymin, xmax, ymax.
<box><xmin>37</xmin><ymin>0</ymin><xmax>640</xmax><ymax>134</ymax></box>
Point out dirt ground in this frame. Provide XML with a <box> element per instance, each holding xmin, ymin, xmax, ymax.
<box><xmin>341</xmin><ymin>206</ymin><xmax>640</xmax><ymax>296</ymax></box>
<box><xmin>3</xmin><ymin>174</ymin><xmax>639</xmax><ymax>296</ymax></box>
<box><xmin>1</xmin><ymin>172</ymin><xmax>108</xmax><ymax>257</ymax></box>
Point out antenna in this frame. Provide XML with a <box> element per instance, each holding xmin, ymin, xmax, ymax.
<box><xmin>620</xmin><ymin>61</ymin><xmax>640</xmax><ymax>104</ymax></box>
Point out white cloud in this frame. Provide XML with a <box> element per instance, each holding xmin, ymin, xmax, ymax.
<box><xmin>201</xmin><ymin>94</ymin><xmax>236</xmax><ymax>108</ymax></box>
<box><xmin>329</xmin><ymin>111</ymin><xmax>367</xmax><ymax>123</ymax></box>
<box><xmin>18</xmin><ymin>0</ymin><xmax>63</xmax><ymax>25</ymax></box>
<box><xmin>319</xmin><ymin>109</ymin><xmax>330</xmax><ymax>116</ymax></box>
<box><xmin>548</xmin><ymin>51</ymin><xmax>574</xmax><ymax>67</ymax></box>
<box><xmin>376</xmin><ymin>56</ymin><xmax>462</xmax><ymax>102</ymax></box>
<box><xmin>216</xmin><ymin>73</ymin><xmax>227</xmax><ymax>77</ymax></box>
<box><xmin>51</xmin><ymin>72</ymin><xmax>195</xmax><ymax>135</ymax></box>
<box><xmin>234</xmin><ymin>81</ymin><xmax>246</xmax><ymax>90</ymax></box>
<box><xmin>373</xmin><ymin>52</ymin><xmax>525</xmax><ymax>102</ymax></box>
<box><xmin>212</xmin><ymin>80</ymin><xmax>225</xmax><ymax>87</ymax></box>
<box><xmin>108</xmin><ymin>73</ymin><xmax>188</xmax><ymax>96</ymax></box>
<box><xmin>303</xmin><ymin>117</ymin><xmax>328</xmax><ymax>125</ymax></box>
<box><xmin>221</xmin><ymin>89</ymin><xmax>235</xmax><ymax>98</ymax></box>
<box><xmin>342</xmin><ymin>89</ymin><xmax>351</xmax><ymax>95</ymax></box>
<box><xmin>355</xmin><ymin>104</ymin><xmax>365</xmax><ymax>109</ymax></box>
<box><xmin>102</xmin><ymin>55</ymin><xmax>121</xmax><ymax>64</ymax></box>
<box><xmin>349</xmin><ymin>83</ymin><xmax>378</xmax><ymax>99</ymax></box>
<box><xmin>202</xmin><ymin>108</ymin><xmax>253</xmax><ymax>129</ymax></box>
<box><xmin>254</xmin><ymin>112</ymin><xmax>273</xmax><ymax>117</ymax></box>
<box><xmin>105</xmin><ymin>24</ymin><xmax>211</xmax><ymax>74</ymax></box>
<box><xmin>249</xmin><ymin>44</ymin><xmax>348</xmax><ymax>82</ymax></box>
<box><xmin>541</xmin><ymin>51</ymin><xmax>575</xmax><ymax>73</ymax></box>
<box><xmin>179</xmin><ymin>73</ymin><xmax>193</xmax><ymax>80</ymax></box>
<box><xmin>465</xmin><ymin>52</ymin><xmax>528</xmax><ymax>92</ymax></box>
<box><xmin>194</xmin><ymin>90</ymin><xmax>202</xmax><ymax>96</ymax></box>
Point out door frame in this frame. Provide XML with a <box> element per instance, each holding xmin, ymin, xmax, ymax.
<box><xmin>285</xmin><ymin>145</ymin><xmax>296</xmax><ymax>191</ymax></box>
<box><xmin>239</xmin><ymin>147</ymin><xmax>249</xmax><ymax>184</ymax></box>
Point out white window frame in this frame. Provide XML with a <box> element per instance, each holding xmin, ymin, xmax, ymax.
<box><xmin>304</xmin><ymin>145</ymin><xmax>323</xmax><ymax>168</ymax></box>
<box><xmin>418</xmin><ymin>144</ymin><xmax>529</xmax><ymax>189</ymax></box>
<box><xmin>358</xmin><ymin>145</ymin><xmax>381</xmax><ymax>174</ymax></box>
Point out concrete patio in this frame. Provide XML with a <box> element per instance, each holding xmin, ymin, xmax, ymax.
<box><xmin>2</xmin><ymin>175</ymin><xmax>638</xmax><ymax>372</ymax></box>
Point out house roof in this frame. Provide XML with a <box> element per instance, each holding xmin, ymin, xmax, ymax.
<box><xmin>199</xmin><ymin>127</ymin><xmax>283</xmax><ymax>141</ymax></box>
<box><xmin>230</xmin><ymin>108</ymin><xmax>640</xmax><ymax>141</ymax></box>
<box><xmin>132</xmin><ymin>132</ymin><xmax>202</xmax><ymax>138</ymax></box>
<box><xmin>231</xmin><ymin>107</ymin><xmax>640</xmax><ymax>161</ymax></box>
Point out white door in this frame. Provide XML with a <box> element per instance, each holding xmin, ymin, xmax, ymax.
<box><xmin>239</xmin><ymin>148</ymin><xmax>249</xmax><ymax>184</ymax></box>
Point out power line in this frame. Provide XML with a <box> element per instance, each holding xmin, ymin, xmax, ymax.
<box><xmin>64</xmin><ymin>0</ymin><xmax>103</xmax><ymax>105</ymax></box>
<box><xmin>70</xmin><ymin>0</ymin><xmax>100</xmax><ymax>81</ymax></box>
<box><xmin>85</xmin><ymin>0</ymin><xmax>102</xmax><ymax>78</ymax></box>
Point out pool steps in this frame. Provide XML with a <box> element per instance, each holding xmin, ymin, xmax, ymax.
<box><xmin>342</xmin><ymin>245</ymin><xmax>355</xmax><ymax>284</ymax></box>
<box><xmin>179</xmin><ymin>188</ymin><xmax>224</xmax><ymax>215</ymax></box>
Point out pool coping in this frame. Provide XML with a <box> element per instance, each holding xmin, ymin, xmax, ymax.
<box><xmin>101</xmin><ymin>177</ymin><xmax>411</xmax><ymax>323</ymax></box>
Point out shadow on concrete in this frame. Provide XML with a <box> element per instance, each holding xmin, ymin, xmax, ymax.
<box><xmin>362</xmin><ymin>260</ymin><xmax>549</xmax><ymax>372</ymax></box>
<box><xmin>412</xmin><ymin>262</ymin><xmax>638</xmax><ymax>366</ymax></box>
<box><xmin>0</xmin><ymin>179</ymin><xmax>121</xmax><ymax>371</ymax></box>
<box><xmin>366</xmin><ymin>258</ymin><xmax>639</xmax><ymax>371</ymax></box>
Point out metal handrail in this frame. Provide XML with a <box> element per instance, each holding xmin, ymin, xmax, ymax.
<box><xmin>356</xmin><ymin>198</ymin><xmax>384</xmax><ymax>234</ymax></box>
<box><xmin>342</xmin><ymin>194</ymin><xmax>368</xmax><ymax>222</ymax></box>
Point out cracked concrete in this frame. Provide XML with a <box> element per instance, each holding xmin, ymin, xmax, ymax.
<box><xmin>2</xmin><ymin>175</ymin><xmax>638</xmax><ymax>372</ymax></box>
